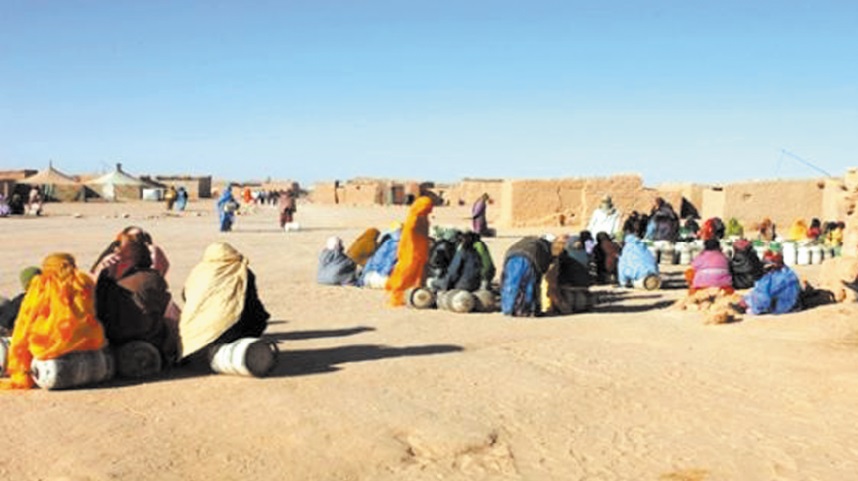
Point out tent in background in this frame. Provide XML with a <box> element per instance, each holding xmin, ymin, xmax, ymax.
<box><xmin>86</xmin><ymin>163</ymin><xmax>149</xmax><ymax>201</ymax></box>
<box><xmin>20</xmin><ymin>162</ymin><xmax>82</xmax><ymax>201</ymax></box>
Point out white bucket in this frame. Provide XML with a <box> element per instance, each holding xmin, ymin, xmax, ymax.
<box><xmin>796</xmin><ymin>245</ymin><xmax>810</xmax><ymax>265</ymax></box>
<box><xmin>782</xmin><ymin>242</ymin><xmax>797</xmax><ymax>266</ymax></box>
<box><xmin>209</xmin><ymin>338</ymin><xmax>278</xmax><ymax>377</ymax></box>
<box><xmin>809</xmin><ymin>246</ymin><xmax>823</xmax><ymax>265</ymax></box>
<box><xmin>31</xmin><ymin>349</ymin><xmax>115</xmax><ymax>390</ymax></box>
<box><xmin>284</xmin><ymin>222</ymin><xmax>301</xmax><ymax>232</ymax></box>
<box><xmin>677</xmin><ymin>243</ymin><xmax>692</xmax><ymax>265</ymax></box>
<box><xmin>655</xmin><ymin>241</ymin><xmax>675</xmax><ymax>265</ymax></box>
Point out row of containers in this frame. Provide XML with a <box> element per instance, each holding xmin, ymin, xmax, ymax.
<box><xmin>646</xmin><ymin>239</ymin><xmax>839</xmax><ymax>267</ymax></box>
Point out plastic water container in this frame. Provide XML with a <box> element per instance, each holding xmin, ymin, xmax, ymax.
<box><xmin>809</xmin><ymin>245</ymin><xmax>823</xmax><ymax>265</ymax></box>
<box><xmin>633</xmin><ymin>274</ymin><xmax>662</xmax><ymax>291</ymax></box>
<box><xmin>437</xmin><ymin>290</ymin><xmax>476</xmax><ymax>313</ymax></box>
<box><xmin>655</xmin><ymin>241</ymin><xmax>675</xmax><ymax>265</ymax></box>
<box><xmin>406</xmin><ymin>287</ymin><xmax>436</xmax><ymax>309</ymax></box>
<box><xmin>209</xmin><ymin>338</ymin><xmax>278</xmax><ymax>377</ymax></box>
<box><xmin>31</xmin><ymin>349</ymin><xmax>115</xmax><ymax>390</ymax></box>
<box><xmin>796</xmin><ymin>245</ymin><xmax>810</xmax><ymax>265</ymax></box>
<box><xmin>114</xmin><ymin>341</ymin><xmax>162</xmax><ymax>379</ymax></box>
<box><xmin>677</xmin><ymin>243</ymin><xmax>692</xmax><ymax>265</ymax></box>
<box><xmin>473</xmin><ymin>289</ymin><xmax>498</xmax><ymax>313</ymax></box>
<box><xmin>781</xmin><ymin>242</ymin><xmax>797</xmax><ymax>266</ymax></box>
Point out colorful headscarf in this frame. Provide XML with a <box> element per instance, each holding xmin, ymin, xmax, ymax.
<box><xmin>346</xmin><ymin>228</ymin><xmax>380</xmax><ymax>266</ymax></box>
<box><xmin>2</xmin><ymin>253</ymin><xmax>105</xmax><ymax>389</ymax></box>
<box><xmin>385</xmin><ymin>197</ymin><xmax>434</xmax><ymax>306</ymax></box>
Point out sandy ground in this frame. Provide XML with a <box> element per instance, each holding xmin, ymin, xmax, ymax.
<box><xmin>1</xmin><ymin>200</ymin><xmax>857</xmax><ymax>481</ymax></box>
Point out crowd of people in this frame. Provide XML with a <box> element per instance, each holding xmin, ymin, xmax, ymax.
<box><xmin>314</xmin><ymin>193</ymin><xmax>843</xmax><ymax>321</ymax></box>
<box><xmin>0</xmin><ymin>187</ymin><xmax>43</xmax><ymax>217</ymax></box>
<box><xmin>0</xmin><ymin>191</ymin><xmax>847</xmax><ymax>390</ymax></box>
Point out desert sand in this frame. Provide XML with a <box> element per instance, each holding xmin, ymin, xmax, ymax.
<box><xmin>1</xmin><ymin>200</ymin><xmax>857</xmax><ymax>481</ymax></box>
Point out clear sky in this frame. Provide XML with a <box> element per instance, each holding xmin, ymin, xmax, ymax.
<box><xmin>1</xmin><ymin>1</ymin><xmax>856</xmax><ymax>186</ymax></box>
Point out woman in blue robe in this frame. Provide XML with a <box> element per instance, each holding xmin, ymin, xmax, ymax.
<box><xmin>216</xmin><ymin>185</ymin><xmax>238</xmax><ymax>232</ymax></box>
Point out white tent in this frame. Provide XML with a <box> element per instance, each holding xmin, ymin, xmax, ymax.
<box><xmin>86</xmin><ymin>163</ymin><xmax>148</xmax><ymax>200</ymax></box>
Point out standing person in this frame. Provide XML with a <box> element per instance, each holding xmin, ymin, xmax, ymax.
<box><xmin>27</xmin><ymin>186</ymin><xmax>43</xmax><ymax>216</ymax></box>
<box><xmin>471</xmin><ymin>193</ymin><xmax>490</xmax><ymax>236</ymax></box>
<box><xmin>216</xmin><ymin>184</ymin><xmax>239</xmax><ymax>232</ymax></box>
<box><xmin>385</xmin><ymin>196</ymin><xmax>434</xmax><ymax>306</ymax></box>
<box><xmin>1</xmin><ymin>254</ymin><xmax>106</xmax><ymax>389</ymax></box>
<box><xmin>587</xmin><ymin>195</ymin><xmax>622</xmax><ymax>238</ymax></box>
<box><xmin>164</xmin><ymin>186</ymin><xmax>178</xmax><ymax>211</ymax></box>
<box><xmin>174</xmin><ymin>187</ymin><xmax>189</xmax><ymax>211</ymax></box>
<box><xmin>279</xmin><ymin>189</ymin><xmax>297</xmax><ymax>229</ymax></box>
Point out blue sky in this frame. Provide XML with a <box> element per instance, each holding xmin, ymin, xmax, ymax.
<box><xmin>1</xmin><ymin>1</ymin><xmax>856</xmax><ymax>185</ymax></box>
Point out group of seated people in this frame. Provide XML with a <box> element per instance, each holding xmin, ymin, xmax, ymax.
<box><xmin>316</xmin><ymin>197</ymin><xmax>497</xmax><ymax>302</ymax></box>
<box><xmin>0</xmin><ymin>226</ymin><xmax>270</xmax><ymax>389</ymax></box>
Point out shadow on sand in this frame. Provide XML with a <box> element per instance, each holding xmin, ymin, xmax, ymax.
<box><xmin>263</xmin><ymin>326</ymin><xmax>375</xmax><ymax>342</ymax></box>
<box><xmin>592</xmin><ymin>299</ymin><xmax>675</xmax><ymax>314</ymax></box>
<box><xmin>269</xmin><ymin>343</ymin><xmax>464</xmax><ymax>377</ymax></box>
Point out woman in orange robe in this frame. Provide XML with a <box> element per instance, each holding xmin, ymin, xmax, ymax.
<box><xmin>1</xmin><ymin>253</ymin><xmax>106</xmax><ymax>389</ymax></box>
<box><xmin>385</xmin><ymin>196</ymin><xmax>434</xmax><ymax>306</ymax></box>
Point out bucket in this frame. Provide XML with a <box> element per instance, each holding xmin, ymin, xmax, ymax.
<box><xmin>809</xmin><ymin>245</ymin><xmax>823</xmax><ymax>265</ymax></box>
<box><xmin>677</xmin><ymin>243</ymin><xmax>692</xmax><ymax>265</ymax></box>
<box><xmin>31</xmin><ymin>349</ymin><xmax>115</xmax><ymax>390</ymax></box>
<box><xmin>114</xmin><ymin>341</ymin><xmax>162</xmax><ymax>379</ymax></box>
<box><xmin>796</xmin><ymin>245</ymin><xmax>810</xmax><ymax>265</ymax></box>
<box><xmin>209</xmin><ymin>338</ymin><xmax>279</xmax><ymax>377</ymax></box>
<box><xmin>633</xmin><ymin>274</ymin><xmax>661</xmax><ymax>291</ymax></box>
<box><xmin>655</xmin><ymin>241</ymin><xmax>675</xmax><ymax>265</ymax></box>
<box><xmin>781</xmin><ymin>242</ymin><xmax>797</xmax><ymax>266</ymax></box>
<box><xmin>406</xmin><ymin>287</ymin><xmax>436</xmax><ymax>309</ymax></box>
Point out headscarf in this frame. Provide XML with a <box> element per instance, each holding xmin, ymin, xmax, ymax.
<box><xmin>2</xmin><ymin>253</ymin><xmax>105</xmax><ymax>389</ymax></box>
<box><xmin>346</xmin><ymin>228</ymin><xmax>380</xmax><ymax>266</ymax></box>
<box><xmin>385</xmin><ymin>196</ymin><xmax>434</xmax><ymax>306</ymax></box>
<box><xmin>178</xmin><ymin>243</ymin><xmax>249</xmax><ymax>359</ymax></box>
<box><xmin>19</xmin><ymin>266</ymin><xmax>41</xmax><ymax>291</ymax></box>
<box><xmin>787</xmin><ymin>219</ymin><xmax>809</xmax><ymax>241</ymax></box>
<box><xmin>326</xmin><ymin>236</ymin><xmax>343</xmax><ymax>251</ymax></box>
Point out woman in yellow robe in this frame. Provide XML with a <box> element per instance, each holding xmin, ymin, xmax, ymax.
<box><xmin>385</xmin><ymin>197</ymin><xmax>434</xmax><ymax>306</ymax></box>
<box><xmin>1</xmin><ymin>253</ymin><xmax>106</xmax><ymax>389</ymax></box>
<box><xmin>787</xmin><ymin>218</ymin><xmax>809</xmax><ymax>241</ymax></box>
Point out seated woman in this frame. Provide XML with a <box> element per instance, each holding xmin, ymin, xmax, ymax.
<box><xmin>438</xmin><ymin>232</ymin><xmax>484</xmax><ymax>292</ymax></box>
<box><xmin>786</xmin><ymin>218</ymin><xmax>809</xmax><ymax>242</ymax></box>
<box><xmin>1</xmin><ymin>254</ymin><xmax>106</xmax><ymax>389</ymax></box>
<box><xmin>593</xmin><ymin>232</ymin><xmax>620</xmax><ymax>285</ymax></box>
<box><xmin>426</xmin><ymin>232</ymin><xmax>459</xmax><ymax>290</ymax></box>
<box><xmin>358</xmin><ymin>226</ymin><xmax>402</xmax><ymax>289</ymax></box>
<box><xmin>685</xmin><ymin>239</ymin><xmax>733</xmax><ymax>294</ymax></box>
<box><xmin>177</xmin><ymin>243</ymin><xmax>270</xmax><ymax>364</ymax></box>
<box><xmin>757</xmin><ymin>218</ymin><xmax>777</xmax><ymax>242</ymax></box>
<box><xmin>0</xmin><ymin>266</ymin><xmax>41</xmax><ymax>335</ymax></box>
<box><xmin>806</xmin><ymin>218</ymin><xmax>822</xmax><ymax>241</ymax></box>
<box><xmin>95</xmin><ymin>237</ymin><xmax>175</xmax><ymax>371</ymax></box>
<box><xmin>543</xmin><ymin>236</ymin><xmax>592</xmax><ymax>315</ymax></box>
<box><xmin>734</xmin><ymin>251</ymin><xmax>801</xmax><ymax>315</ymax></box>
<box><xmin>730</xmin><ymin>239</ymin><xmax>765</xmax><ymax>290</ymax></box>
<box><xmin>500</xmin><ymin>236</ymin><xmax>553</xmax><ymax>317</ymax></box>
<box><xmin>725</xmin><ymin>218</ymin><xmax>744</xmax><ymax>238</ymax></box>
<box><xmin>473</xmin><ymin>235</ymin><xmax>496</xmax><ymax>289</ymax></box>
<box><xmin>317</xmin><ymin>237</ymin><xmax>358</xmax><ymax>286</ymax></box>
<box><xmin>91</xmin><ymin>226</ymin><xmax>170</xmax><ymax>279</ymax></box>
<box><xmin>346</xmin><ymin>228</ymin><xmax>380</xmax><ymax>268</ymax></box>
<box><xmin>699</xmin><ymin>217</ymin><xmax>725</xmax><ymax>241</ymax></box>
<box><xmin>617</xmin><ymin>231</ymin><xmax>659</xmax><ymax>289</ymax></box>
